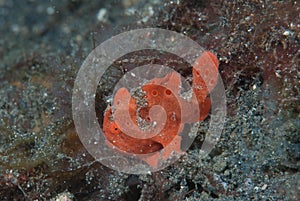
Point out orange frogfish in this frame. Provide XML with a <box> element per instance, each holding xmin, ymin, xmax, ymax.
<box><xmin>102</xmin><ymin>51</ymin><xmax>219</xmax><ymax>167</ymax></box>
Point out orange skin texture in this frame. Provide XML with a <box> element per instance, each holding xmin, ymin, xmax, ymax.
<box><xmin>102</xmin><ymin>51</ymin><xmax>219</xmax><ymax>166</ymax></box>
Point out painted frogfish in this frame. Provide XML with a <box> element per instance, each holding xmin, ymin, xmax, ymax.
<box><xmin>102</xmin><ymin>51</ymin><xmax>219</xmax><ymax>167</ymax></box>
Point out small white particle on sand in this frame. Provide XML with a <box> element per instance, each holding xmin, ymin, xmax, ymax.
<box><xmin>47</xmin><ymin>6</ymin><xmax>55</xmax><ymax>15</ymax></box>
<box><xmin>97</xmin><ymin>8</ymin><xmax>108</xmax><ymax>23</ymax></box>
<box><xmin>261</xmin><ymin>184</ymin><xmax>267</xmax><ymax>190</ymax></box>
